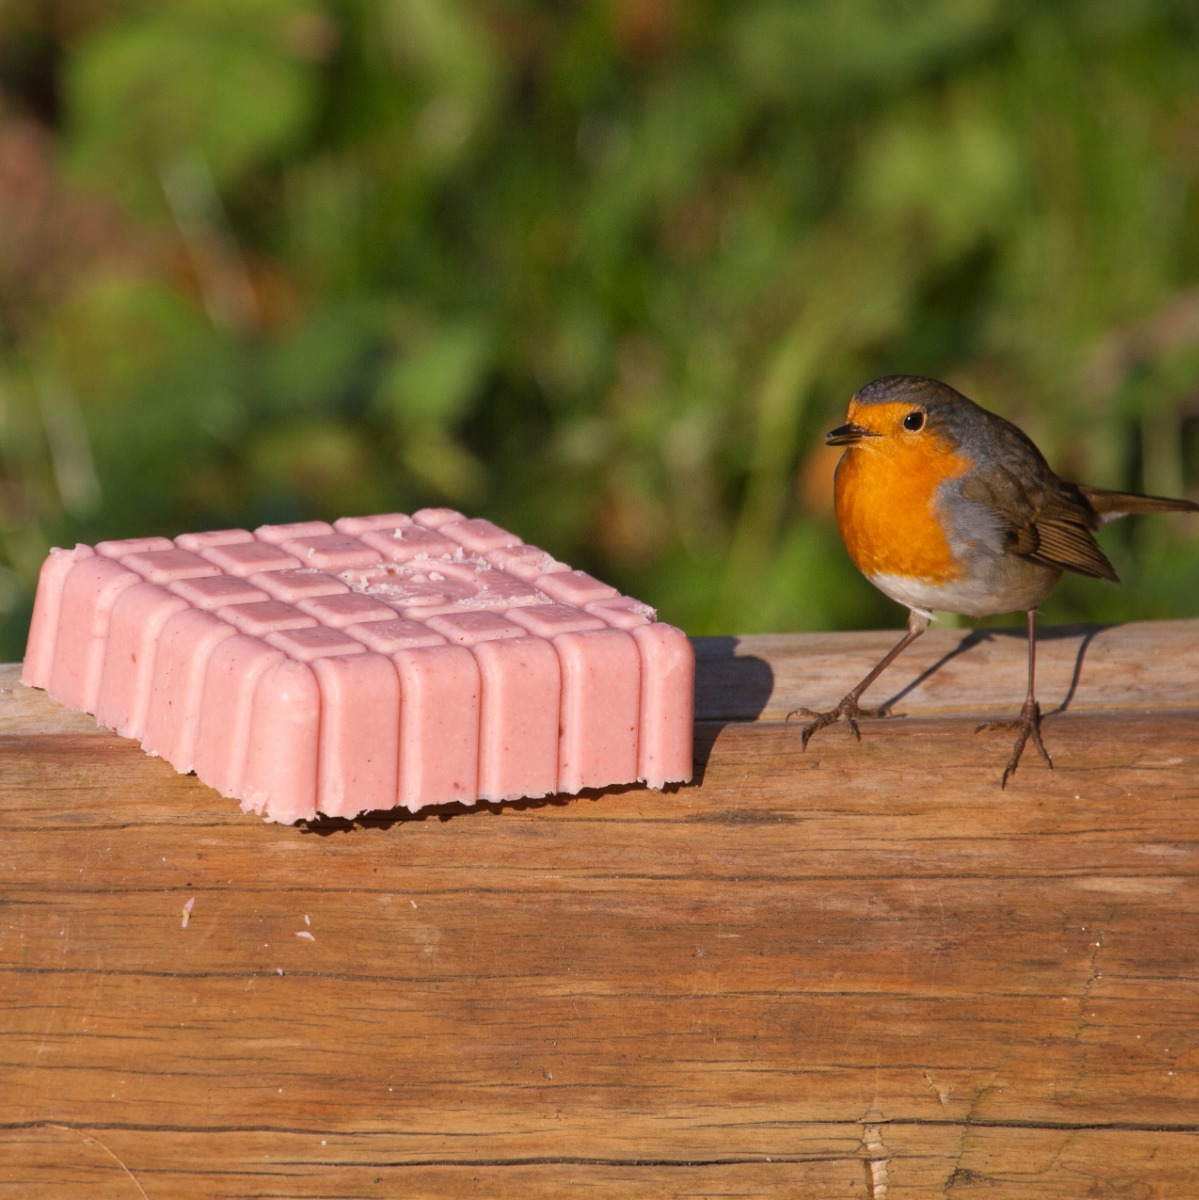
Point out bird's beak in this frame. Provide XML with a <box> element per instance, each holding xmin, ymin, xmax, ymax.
<box><xmin>826</xmin><ymin>422</ymin><xmax>878</xmax><ymax>446</ymax></box>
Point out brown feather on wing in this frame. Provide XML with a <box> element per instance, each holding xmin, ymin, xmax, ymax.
<box><xmin>1023</xmin><ymin>512</ymin><xmax>1119</xmax><ymax>580</ymax></box>
<box><xmin>1017</xmin><ymin>487</ymin><xmax>1119</xmax><ymax>581</ymax></box>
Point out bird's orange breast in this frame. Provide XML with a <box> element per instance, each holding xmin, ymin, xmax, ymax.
<box><xmin>834</xmin><ymin>436</ymin><xmax>971</xmax><ymax>585</ymax></box>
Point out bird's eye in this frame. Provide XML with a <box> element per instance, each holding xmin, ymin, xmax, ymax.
<box><xmin>902</xmin><ymin>410</ymin><xmax>925</xmax><ymax>431</ymax></box>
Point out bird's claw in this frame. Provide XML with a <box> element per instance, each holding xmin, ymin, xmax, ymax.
<box><xmin>787</xmin><ymin>698</ymin><xmax>891</xmax><ymax>750</ymax></box>
<box><xmin>975</xmin><ymin>699</ymin><xmax>1052</xmax><ymax>788</ymax></box>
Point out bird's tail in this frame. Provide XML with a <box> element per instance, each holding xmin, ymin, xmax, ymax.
<box><xmin>1080</xmin><ymin>485</ymin><xmax>1199</xmax><ymax>526</ymax></box>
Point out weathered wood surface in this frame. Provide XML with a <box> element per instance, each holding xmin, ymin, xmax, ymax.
<box><xmin>2</xmin><ymin>619</ymin><xmax>1198</xmax><ymax>1199</ymax></box>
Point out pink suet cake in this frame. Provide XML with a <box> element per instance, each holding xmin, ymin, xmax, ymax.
<box><xmin>22</xmin><ymin>510</ymin><xmax>694</xmax><ymax>823</ymax></box>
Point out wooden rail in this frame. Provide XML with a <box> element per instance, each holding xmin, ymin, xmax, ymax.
<box><xmin>3</xmin><ymin>619</ymin><xmax>1198</xmax><ymax>1198</ymax></box>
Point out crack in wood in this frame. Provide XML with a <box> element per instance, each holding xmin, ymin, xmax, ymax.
<box><xmin>860</xmin><ymin>1112</ymin><xmax>890</xmax><ymax>1199</ymax></box>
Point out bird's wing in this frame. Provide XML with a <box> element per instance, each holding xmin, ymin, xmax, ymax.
<box><xmin>1020</xmin><ymin>488</ymin><xmax>1119</xmax><ymax>581</ymax></box>
<box><xmin>959</xmin><ymin>471</ymin><xmax>1119</xmax><ymax>582</ymax></box>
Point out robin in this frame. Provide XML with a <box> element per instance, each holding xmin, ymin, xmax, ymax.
<box><xmin>793</xmin><ymin>374</ymin><xmax>1198</xmax><ymax>785</ymax></box>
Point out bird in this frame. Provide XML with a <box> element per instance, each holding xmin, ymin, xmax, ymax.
<box><xmin>791</xmin><ymin>374</ymin><xmax>1198</xmax><ymax>786</ymax></box>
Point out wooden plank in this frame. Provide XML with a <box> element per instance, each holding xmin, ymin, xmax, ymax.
<box><xmin>0</xmin><ymin>1132</ymin><xmax>877</xmax><ymax>1200</ymax></box>
<box><xmin>2</xmin><ymin>623</ymin><xmax>1198</xmax><ymax>1197</ymax></box>
<box><xmin>4</xmin><ymin>1125</ymin><xmax>1198</xmax><ymax>1199</ymax></box>
<box><xmin>695</xmin><ymin>618</ymin><xmax>1199</xmax><ymax>720</ymax></box>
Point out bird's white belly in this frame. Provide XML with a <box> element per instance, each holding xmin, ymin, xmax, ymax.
<box><xmin>866</xmin><ymin>569</ymin><xmax>1056</xmax><ymax>620</ymax></box>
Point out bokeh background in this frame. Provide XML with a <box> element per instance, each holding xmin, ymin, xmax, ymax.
<box><xmin>2</xmin><ymin>0</ymin><xmax>1198</xmax><ymax>661</ymax></box>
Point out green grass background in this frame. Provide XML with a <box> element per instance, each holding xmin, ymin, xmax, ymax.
<box><xmin>2</xmin><ymin>0</ymin><xmax>1198</xmax><ymax>660</ymax></box>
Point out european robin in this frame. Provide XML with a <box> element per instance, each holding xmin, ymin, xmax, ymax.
<box><xmin>793</xmin><ymin>374</ymin><xmax>1199</xmax><ymax>785</ymax></box>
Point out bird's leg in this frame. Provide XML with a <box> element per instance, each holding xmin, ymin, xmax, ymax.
<box><xmin>975</xmin><ymin>607</ymin><xmax>1053</xmax><ymax>788</ymax></box>
<box><xmin>789</xmin><ymin>610</ymin><xmax>930</xmax><ymax>749</ymax></box>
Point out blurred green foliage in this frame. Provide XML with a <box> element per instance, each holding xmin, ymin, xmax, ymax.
<box><xmin>2</xmin><ymin>0</ymin><xmax>1198</xmax><ymax>660</ymax></box>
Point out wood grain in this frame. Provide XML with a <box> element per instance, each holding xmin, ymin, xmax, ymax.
<box><xmin>2</xmin><ymin>621</ymin><xmax>1198</xmax><ymax>1198</ymax></box>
